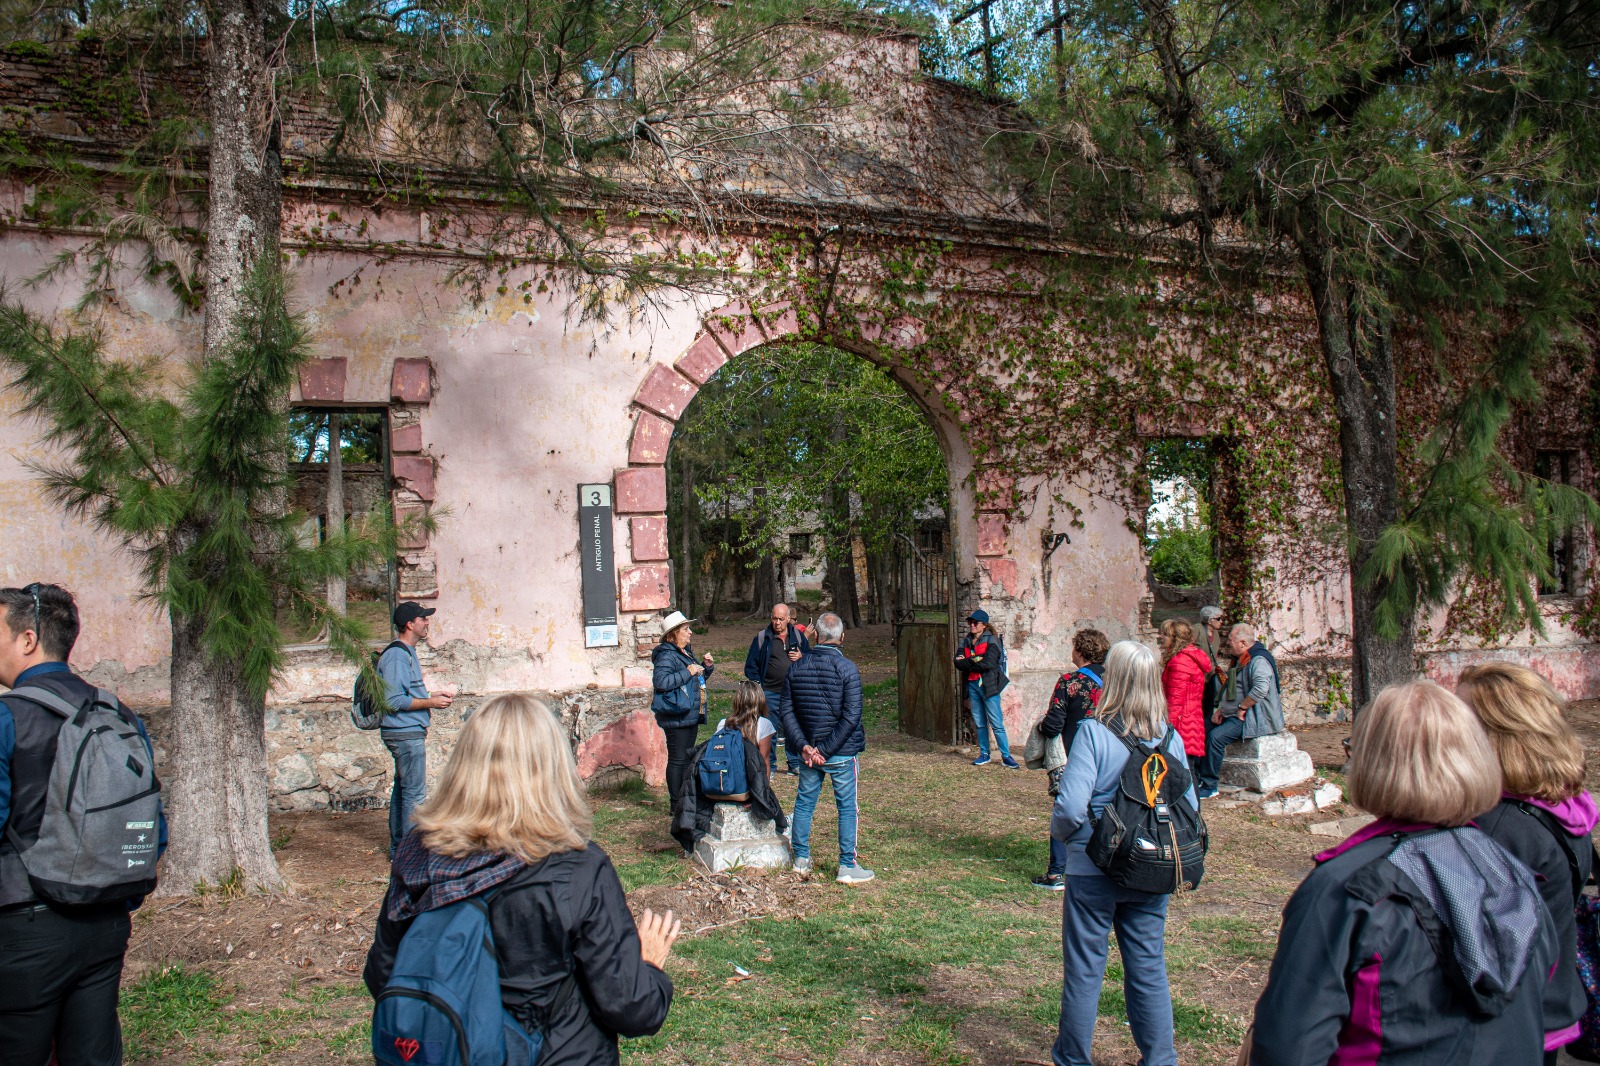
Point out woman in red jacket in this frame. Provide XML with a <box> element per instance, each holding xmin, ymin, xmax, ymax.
<box><xmin>1159</xmin><ymin>619</ymin><xmax>1212</xmax><ymax>780</ymax></box>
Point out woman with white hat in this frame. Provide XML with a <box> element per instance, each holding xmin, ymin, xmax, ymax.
<box><xmin>651</xmin><ymin>611</ymin><xmax>714</xmax><ymax>806</ymax></box>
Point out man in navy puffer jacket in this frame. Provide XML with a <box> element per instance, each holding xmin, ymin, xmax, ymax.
<box><xmin>779</xmin><ymin>612</ymin><xmax>873</xmax><ymax>884</ymax></box>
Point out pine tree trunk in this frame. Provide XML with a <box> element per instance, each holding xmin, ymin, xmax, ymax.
<box><xmin>326</xmin><ymin>413</ymin><xmax>347</xmax><ymax>616</ymax></box>
<box><xmin>1300</xmin><ymin>241</ymin><xmax>1416</xmax><ymax>713</ymax></box>
<box><xmin>159</xmin><ymin>0</ymin><xmax>286</xmax><ymax>895</ymax></box>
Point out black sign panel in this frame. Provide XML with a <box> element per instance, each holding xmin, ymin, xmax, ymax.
<box><xmin>579</xmin><ymin>484</ymin><xmax>619</xmax><ymax>647</ymax></box>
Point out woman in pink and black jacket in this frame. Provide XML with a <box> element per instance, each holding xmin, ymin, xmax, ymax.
<box><xmin>1249</xmin><ymin>680</ymin><xmax>1556</xmax><ymax>1066</ymax></box>
<box><xmin>1458</xmin><ymin>661</ymin><xmax>1597</xmax><ymax>1065</ymax></box>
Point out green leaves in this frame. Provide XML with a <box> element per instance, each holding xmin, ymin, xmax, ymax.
<box><xmin>0</xmin><ymin>260</ymin><xmax>400</xmax><ymax>699</ymax></box>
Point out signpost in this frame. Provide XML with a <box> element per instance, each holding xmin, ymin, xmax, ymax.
<box><xmin>579</xmin><ymin>483</ymin><xmax>619</xmax><ymax>647</ymax></box>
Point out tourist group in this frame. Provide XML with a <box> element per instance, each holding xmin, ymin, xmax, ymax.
<box><xmin>0</xmin><ymin>586</ymin><xmax>1595</xmax><ymax>1066</ymax></box>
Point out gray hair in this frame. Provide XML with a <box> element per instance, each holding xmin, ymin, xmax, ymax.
<box><xmin>1229</xmin><ymin>623</ymin><xmax>1257</xmax><ymax>644</ymax></box>
<box><xmin>1199</xmin><ymin>605</ymin><xmax>1223</xmax><ymax>621</ymax></box>
<box><xmin>1096</xmin><ymin>640</ymin><xmax>1169</xmax><ymax>740</ymax></box>
<box><xmin>814</xmin><ymin>612</ymin><xmax>845</xmax><ymax>644</ymax></box>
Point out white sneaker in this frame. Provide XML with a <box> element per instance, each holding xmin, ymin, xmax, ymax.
<box><xmin>837</xmin><ymin>863</ymin><xmax>875</xmax><ymax>884</ymax></box>
<box><xmin>793</xmin><ymin>858</ymin><xmax>813</xmax><ymax>874</ymax></box>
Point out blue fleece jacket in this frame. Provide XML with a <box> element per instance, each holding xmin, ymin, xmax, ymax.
<box><xmin>1050</xmin><ymin>717</ymin><xmax>1196</xmax><ymax>877</ymax></box>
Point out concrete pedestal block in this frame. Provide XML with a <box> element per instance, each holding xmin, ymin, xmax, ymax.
<box><xmin>1220</xmin><ymin>732</ymin><xmax>1315</xmax><ymax>792</ymax></box>
<box><xmin>692</xmin><ymin>803</ymin><xmax>793</xmax><ymax>873</ymax></box>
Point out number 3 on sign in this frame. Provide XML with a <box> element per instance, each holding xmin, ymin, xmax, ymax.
<box><xmin>581</xmin><ymin>485</ymin><xmax>612</xmax><ymax>509</ymax></box>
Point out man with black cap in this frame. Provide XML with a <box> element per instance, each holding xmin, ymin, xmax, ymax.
<box><xmin>379</xmin><ymin>601</ymin><xmax>454</xmax><ymax>856</ymax></box>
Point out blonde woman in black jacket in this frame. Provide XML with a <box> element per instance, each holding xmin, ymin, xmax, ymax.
<box><xmin>365</xmin><ymin>694</ymin><xmax>680</xmax><ymax>1066</ymax></box>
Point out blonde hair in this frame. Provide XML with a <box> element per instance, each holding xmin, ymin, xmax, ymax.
<box><xmin>728</xmin><ymin>681</ymin><xmax>768</xmax><ymax>746</ymax></box>
<box><xmin>1457</xmin><ymin>661</ymin><xmax>1585</xmax><ymax>803</ymax></box>
<box><xmin>1158</xmin><ymin>619</ymin><xmax>1194</xmax><ymax>662</ymax></box>
<box><xmin>413</xmin><ymin>693</ymin><xmax>592</xmax><ymax>863</ymax></box>
<box><xmin>1095</xmin><ymin>640</ymin><xmax>1169</xmax><ymax>740</ymax></box>
<box><xmin>1347</xmin><ymin>680</ymin><xmax>1500</xmax><ymax>826</ymax></box>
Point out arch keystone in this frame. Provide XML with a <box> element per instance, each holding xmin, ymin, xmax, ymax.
<box><xmin>634</xmin><ymin>364</ymin><xmax>698</xmax><ymax>421</ymax></box>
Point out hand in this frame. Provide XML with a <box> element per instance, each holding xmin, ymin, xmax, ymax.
<box><xmin>436</xmin><ymin>684</ymin><xmax>458</xmax><ymax>699</ymax></box>
<box><xmin>802</xmin><ymin>745</ymin><xmax>824</xmax><ymax>767</ymax></box>
<box><xmin>637</xmin><ymin>907</ymin><xmax>681</xmax><ymax>969</ymax></box>
<box><xmin>686</xmin><ymin>663</ymin><xmax>704</xmax><ymax>677</ymax></box>
<box><xmin>1210</xmin><ymin>709</ymin><xmax>1223</xmax><ymax>725</ymax></box>
<box><xmin>702</xmin><ymin>653</ymin><xmax>714</xmax><ymax>666</ymax></box>
<box><xmin>1237</xmin><ymin>709</ymin><xmax>1247</xmax><ymax>720</ymax></box>
<box><xmin>788</xmin><ymin>649</ymin><xmax>802</xmax><ymax>662</ymax></box>
<box><xmin>431</xmin><ymin>693</ymin><xmax>454</xmax><ymax>709</ymax></box>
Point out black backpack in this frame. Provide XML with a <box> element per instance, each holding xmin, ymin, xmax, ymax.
<box><xmin>351</xmin><ymin>641</ymin><xmax>408</xmax><ymax>730</ymax></box>
<box><xmin>1085</xmin><ymin>716</ymin><xmax>1208</xmax><ymax>894</ymax></box>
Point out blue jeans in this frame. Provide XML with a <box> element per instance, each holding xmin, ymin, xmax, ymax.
<box><xmin>1200</xmin><ymin>715</ymin><xmax>1245</xmax><ymax>791</ymax></box>
<box><xmin>1053</xmin><ymin>873</ymin><xmax>1176</xmax><ymax>1066</ymax></box>
<box><xmin>384</xmin><ymin>733</ymin><xmax>428</xmax><ymax>855</ymax></box>
<box><xmin>1047</xmin><ymin>834</ymin><xmax>1070</xmax><ymax>878</ymax></box>
<box><xmin>763</xmin><ymin>687</ymin><xmax>798</xmax><ymax>773</ymax></box>
<box><xmin>967</xmin><ymin>681</ymin><xmax>1011</xmax><ymax>760</ymax></box>
<box><xmin>791</xmin><ymin>755</ymin><xmax>859</xmax><ymax>867</ymax></box>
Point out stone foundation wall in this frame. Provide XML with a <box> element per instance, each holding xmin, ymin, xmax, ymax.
<box><xmin>139</xmin><ymin>686</ymin><xmax>666</xmax><ymax>812</ymax></box>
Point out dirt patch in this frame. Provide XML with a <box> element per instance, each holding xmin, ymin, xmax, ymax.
<box><xmin>628</xmin><ymin>866</ymin><xmax>829</xmax><ymax>935</ymax></box>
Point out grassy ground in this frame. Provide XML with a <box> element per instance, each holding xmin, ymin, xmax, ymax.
<box><xmin>120</xmin><ymin>678</ymin><xmax>1351</xmax><ymax>1066</ymax></box>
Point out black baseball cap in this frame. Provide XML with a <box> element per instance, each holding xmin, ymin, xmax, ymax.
<box><xmin>393</xmin><ymin>601</ymin><xmax>436</xmax><ymax>628</ymax></box>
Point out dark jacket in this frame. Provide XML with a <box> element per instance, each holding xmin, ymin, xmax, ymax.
<box><xmin>743</xmin><ymin>626</ymin><xmax>811</xmax><ymax>688</ymax></box>
<box><xmin>364</xmin><ymin>839</ymin><xmax>672</xmax><ymax>1066</ymax></box>
<box><xmin>1476</xmin><ymin>793</ymin><xmax>1599</xmax><ymax>1049</ymax></box>
<box><xmin>1039</xmin><ymin>662</ymin><xmax>1103</xmax><ymax>743</ymax></box>
<box><xmin>670</xmin><ymin>736</ymin><xmax>788</xmax><ymax>852</ymax></box>
<box><xmin>651</xmin><ymin>642</ymin><xmax>711</xmax><ymax>729</ymax></box>
<box><xmin>953</xmin><ymin>631</ymin><xmax>1008</xmax><ymax>698</ymax></box>
<box><xmin>0</xmin><ymin>664</ymin><xmax>166</xmax><ymax>909</ymax></box>
<box><xmin>1251</xmin><ymin>821</ymin><xmax>1556</xmax><ymax>1066</ymax></box>
<box><xmin>780</xmin><ymin>644</ymin><xmax>864</xmax><ymax>759</ymax></box>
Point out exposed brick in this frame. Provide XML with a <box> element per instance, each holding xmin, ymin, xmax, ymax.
<box><xmin>705</xmin><ymin>303</ymin><xmax>765</xmax><ymax>359</ymax></box>
<box><xmin>390</xmin><ymin>423</ymin><xmax>424</xmax><ymax>454</ymax></box>
<box><xmin>633</xmin><ymin>364</ymin><xmax>698</xmax><ymax>420</ymax></box>
<box><xmin>619</xmin><ymin>565</ymin><xmax>672</xmax><ymax>611</ymax></box>
<box><xmin>395</xmin><ymin>503</ymin><xmax>429</xmax><ymax>550</ymax></box>
<box><xmin>628</xmin><ymin>411</ymin><xmax>675</xmax><ymax>465</ymax></box>
<box><xmin>976</xmin><ymin>513</ymin><xmax>1007</xmax><ymax>557</ymax></box>
<box><xmin>390</xmin><ymin>358</ymin><xmax>433</xmax><ymax>403</ymax></box>
<box><xmin>981</xmin><ymin>558</ymin><xmax>1020</xmax><ymax>597</ymax></box>
<box><xmin>392</xmin><ymin>455</ymin><xmax>437</xmax><ymax>502</ymax></box>
<box><xmin>614</xmin><ymin>467</ymin><xmax>667</xmax><ymax>514</ymax></box>
<box><xmin>630</xmin><ymin>516</ymin><xmax>670</xmax><ymax>561</ymax></box>
<box><xmin>297</xmin><ymin>358</ymin><xmax>346</xmax><ymax>402</ymax></box>
<box><xmin>398</xmin><ymin>552</ymin><xmax>438</xmax><ymax>598</ymax></box>
<box><xmin>675</xmin><ymin>333</ymin><xmax>729</xmax><ymax>385</ymax></box>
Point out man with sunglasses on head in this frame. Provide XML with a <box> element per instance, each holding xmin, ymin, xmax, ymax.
<box><xmin>0</xmin><ymin>583</ymin><xmax>166</xmax><ymax>1065</ymax></box>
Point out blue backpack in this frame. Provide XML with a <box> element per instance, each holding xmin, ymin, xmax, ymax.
<box><xmin>373</xmin><ymin>889</ymin><xmax>573</xmax><ymax>1066</ymax></box>
<box><xmin>697</xmin><ymin>727</ymin><xmax>750</xmax><ymax>801</ymax></box>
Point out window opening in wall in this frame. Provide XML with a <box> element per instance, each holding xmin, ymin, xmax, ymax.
<box><xmin>788</xmin><ymin>532</ymin><xmax>812</xmax><ymax>556</ymax></box>
<box><xmin>1143</xmin><ymin>439</ymin><xmax>1220</xmax><ymax>628</ymax></box>
<box><xmin>1535</xmin><ymin>449</ymin><xmax>1580</xmax><ymax>596</ymax></box>
<box><xmin>282</xmin><ymin>408</ymin><xmax>393</xmax><ymax>643</ymax></box>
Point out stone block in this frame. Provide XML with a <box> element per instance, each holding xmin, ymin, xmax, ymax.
<box><xmin>976</xmin><ymin>513</ymin><xmax>1006</xmax><ymax>556</ymax></box>
<box><xmin>1309</xmin><ymin>814</ymin><xmax>1375</xmax><ymax>839</ymax></box>
<box><xmin>273</xmin><ymin>754</ymin><xmax>317</xmax><ymax>793</ymax></box>
<box><xmin>575</xmin><ymin>708</ymin><xmax>666</xmax><ymax>787</ymax></box>
<box><xmin>390</xmin><ymin>423</ymin><xmax>424</xmax><ymax>454</ymax></box>
<box><xmin>390</xmin><ymin>358</ymin><xmax>433</xmax><ymax>402</ymax></box>
<box><xmin>615</xmin><ymin>467</ymin><xmax>667</xmax><ymax>514</ymax></box>
<box><xmin>693</xmin><ymin>803</ymin><xmax>793</xmax><ymax>873</ymax></box>
<box><xmin>675</xmin><ymin>334</ymin><xmax>730</xmax><ymax>385</ymax></box>
<box><xmin>395</xmin><ymin>503</ymin><xmax>429</xmax><ymax>550</ymax></box>
<box><xmin>392</xmin><ymin>455</ymin><xmax>437</xmax><ymax>502</ymax></box>
<box><xmin>1261</xmin><ymin>794</ymin><xmax>1315</xmax><ymax>817</ymax></box>
<box><xmin>619</xmin><ymin>565</ymin><xmax>672</xmax><ymax>611</ymax></box>
<box><xmin>634</xmin><ymin>364</ymin><xmax>698</xmax><ymax>420</ymax></box>
<box><xmin>705</xmin><ymin>305</ymin><xmax>765</xmax><ymax>359</ymax></box>
<box><xmin>298</xmin><ymin>358</ymin><xmax>346</xmax><ymax>402</ymax></box>
<box><xmin>628</xmin><ymin>411</ymin><xmax>676</xmax><ymax>465</ymax></box>
<box><xmin>755</xmin><ymin>300</ymin><xmax>800</xmax><ymax>340</ymax></box>
<box><xmin>1219</xmin><ymin>732</ymin><xmax>1315</xmax><ymax>792</ymax></box>
<box><xmin>1312</xmin><ymin>781</ymin><xmax>1344</xmax><ymax>808</ymax></box>
<box><xmin>630</xmin><ymin>516</ymin><xmax>669</xmax><ymax>561</ymax></box>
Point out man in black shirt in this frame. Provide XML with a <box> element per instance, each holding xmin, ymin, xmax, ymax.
<box><xmin>743</xmin><ymin>603</ymin><xmax>811</xmax><ymax>775</ymax></box>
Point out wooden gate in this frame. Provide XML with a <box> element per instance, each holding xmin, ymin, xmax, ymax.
<box><xmin>897</xmin><ymin>619</ymin><xmax>956</xmax><ymax>743</ymax></box>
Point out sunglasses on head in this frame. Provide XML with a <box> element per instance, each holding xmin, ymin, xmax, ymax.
<box><xmin>22</xmin><ymin>582</ymin><xmax>39</xmax><ymax>636</ymax></box>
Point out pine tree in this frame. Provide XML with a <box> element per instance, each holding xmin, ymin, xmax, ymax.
<box><xmin>0</xmin><ymin>262</ymin><xmax>399</xmax><ymax>892</ymax></box>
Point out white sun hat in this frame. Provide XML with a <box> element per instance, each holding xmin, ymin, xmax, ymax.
<box><xmin>660</xmin><ymin>610</ymin><xmax>694</xmax><ymax>635</ymax></box>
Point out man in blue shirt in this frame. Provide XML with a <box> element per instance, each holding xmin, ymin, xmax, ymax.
<box><xmin>379</xmin><ymin>602</ymin><xmax>454</xmax><ymax>856</ymax></box>
<box><xmin>0</xmin><ymin>582</ymin><xmax>165</xmax><ymax>1065</ymax></box>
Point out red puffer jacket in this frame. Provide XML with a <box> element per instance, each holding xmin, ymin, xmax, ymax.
<box><xmin>1162</xmin><ymin>643</ymin><xmax>1212</xmax><ymax>757</ymax></box>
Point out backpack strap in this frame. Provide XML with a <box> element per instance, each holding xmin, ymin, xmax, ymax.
<box><xmin>1515</xmin><ymin>801</ymin><xmax>1588</xmax><ymax>899</ymax></box>
<box><xmin>1076</xmin><ymin>666</ymin><xmax>1102</xmax><ymax>688</ymax></box>
<box><xmin>5</xmin><ymin>685</ymin><xmax>92</xmax><ymax>722</ymax></box>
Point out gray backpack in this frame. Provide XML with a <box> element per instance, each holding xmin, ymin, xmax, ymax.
<box><xmin>2</xmin><ymin>686</ymin><xmax>162</xmax><ymax>905</ymax></box>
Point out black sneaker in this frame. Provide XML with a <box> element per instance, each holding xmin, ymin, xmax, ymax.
<box><xmin>1031</xmin><ymin>874</ymin><xmax>1066</xmax><ymax>891</ymax></box>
